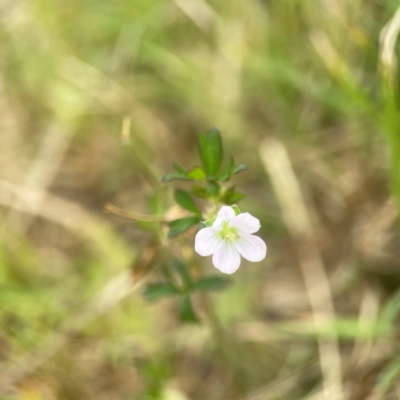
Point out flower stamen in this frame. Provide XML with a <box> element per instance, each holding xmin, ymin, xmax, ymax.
<box><xmin>221</xmin><ymin>222</ymin><xmax>238</xmax><ymax>242</ymax></box>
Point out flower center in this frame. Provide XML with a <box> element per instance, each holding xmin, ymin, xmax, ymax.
<box><xmin>220</xmin><ymin>222</ymin><xmax>238</xmax><ymax>242</ymax></box>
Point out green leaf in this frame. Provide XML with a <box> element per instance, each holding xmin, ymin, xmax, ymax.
<box><xmin>203</xmin><ymin>217</ymin><xmax>216</xmax><ymax>227</ymax></box>
<box><xmin>226</xmin><ymin>192</ymin><xmax>245</xmax><ymax>205</ymax></box>
<box><xmin>206</xmin><ymin>128</ymin><xmax>223</xmax><ymax>176</ymax></box>
<box><xmin>191</xmin><ymin>185</ymin><xmax>209</xmax><ymax>199</ymax></box>
<box><xmin>167</xmin><ymin>216</ymin><xmax>200</xmax><ymax>238</ymax></box>
<box><xmin>172</xmin><ymin>260</ymin><xmax>191</xmax><ymax>288</ymax></box>
<box><xmin>187</xmin><ymin>166</ymin><xmax>207</xmax><ymax>181</ymax></box>
<box><xmin>205</xmin><ymin>181</ymin><xmax>220</xmax><ymax>197</ymax></box>
<box><xmin>232</xmin><ymin>163</ymin><xmax>248</xmax><ymax>175</ymax></box>
<box><xmin>173</xmin><ymin>163</ymin><xmax>187</xmax><ymax>175</ymax></box>
<box><xmin>179</xmin><ymin>296</ymin><xmax>199</xmax><ymax>323</ymax></box>
<box><xmin>231</xmin><ymin>204</ymin><xmax>241</xmax><ymax>215</ymax></box>
<box><xmin>198</xmin><ymin>132</ymin><xmax>209</xmax><ymax>171</ymax></box>
<box><xmin>174</xmin><ymin>189</ymin><xmax>200</xmax><ymax>215</ymax></box>
<box><xmin>143</xmin><ymin>283</ymin><xmax>180</xmax><ymax>302</ymax></box>
<box><xmin>219</xmin><ymin>156</ymin><xmax>234</xmax><ymax>181</ymax></box>
<box><xmin>161</xmin><ymin>173</ymin><xmax>191</xmax><ymax>183</ymax></box>
<box><xmin>197</xmin><ymin>128</ymin><xmax>223</xmax><ymax>178</ymax></box>
<box><xmin>192</xmin><ymin>276</ymin><xmax>231</xmax><ymax>292</ymax></box>
<box><xmin>221</xmin><ymin>187</ymin><xmax>245</xmax><ymax>205</ymax></box>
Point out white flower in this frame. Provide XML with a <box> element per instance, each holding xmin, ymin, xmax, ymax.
<box><xmin>194</xmin><ymin>206</ymin><xmax>267</xmax><ymax>274</ymax></box>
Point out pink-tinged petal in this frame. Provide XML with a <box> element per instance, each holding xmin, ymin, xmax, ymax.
<box><xmin>213</xmin><ymin>206</ymin><xmax>236</xmax><ymax>228</ymax></box>
<box><xmin>195</xmin><ymin>228</ymin><xmax>222</xmax><ymax>256</ymax></box>
<box><xmin>229</xmin><ymin>213</ymin><xmax>261</xmax><ymax>233</ymax></box>
<box><xmin>212</xmin><ymin>240</ymin><xmax>241</xmax><ymax>274</ymax></box>
<box><xmin>234</xmin><ymin>233</ymin><xmax>267</xmax><ymax>262</ymax></box>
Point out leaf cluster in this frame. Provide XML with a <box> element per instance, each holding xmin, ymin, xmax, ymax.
<box><xmin>142</xmin><ymin>260</ymin><xmax>231</xmax><ymax>323</ymax></box>
<box><xmin>162</xmin><ymin>128</ymin><xmax>247</xmax><ymax>237</ymax></box>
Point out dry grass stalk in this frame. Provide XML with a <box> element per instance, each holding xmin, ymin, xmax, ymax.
<box><xmin>0</xmin><ymin>181</ymin><xmax>131</xmax><ymax>262</ymax></box>
<box><xmin>105</xmin><ymin>203</ymin><xmax>168</xmax><ymax>223</ymax></box>
<box><xmin>260</xmin><ymin>138</ymin><xmax>344</xmax><ymax>400</ymax></box>
<box><xmin>173</xmin><ymin>0</ymin><xmax>216</xmax><ymax>30</ymax></box>
<box><xmin>7</xmin><ymin>123</ymin><xmax>71</xmax><ymax>233</ymax></box>
<box><xmin>380</xmin><ymin>5</ymin><xmax>400</xmax><ymax>88</ymax></box>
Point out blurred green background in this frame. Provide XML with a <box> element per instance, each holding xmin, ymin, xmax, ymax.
<box><xmin>1</xmin><ymin>0</ymin><xmax>400</xmax><ymax>399</ymax></box>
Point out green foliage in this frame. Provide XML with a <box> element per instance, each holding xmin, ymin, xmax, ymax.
<box><xmin>161</xmin><ymin>172</ymin><xmax>190</xmax><ymax>183</ymax></box>
<box><xmin>198</xmin><ymin>128</ymin><xmax>223</xmax><ymax>178</ymax></box>
<box><xmin>187</xmin><ymin>166</ymin><xmax>207</xmax><ymax>181</ymax></box>
<box><xmin>221</xmin><ymin>186</ymin><xmax>245</xmax><ymax>205</ymax></box>
<box><xmin>4</xmin><ymin>0</ymin><xmax>400</xmax><ymax>398</ymax></box>
<box><xmin>219</xmin><ymin>156</ymin><xmax>235</xmax><ymax>181</ymax></box>
<box><xmin>174</xmin><ymin>189</ymin><xmax>200</xmax><ymax>215</ymax></box>
<box><xmin>142</xmin><ymin>283</ymin><xmax>180</xmax><ymax>302</ymax></box>
<box><xmin>173</xmin><ymin>163</ymin><xmax>187</xmax><ymax>175</ymax></box>
<box><xmin>162</xmin><ymin>128</ymin><xmax>247</xmax><ymax>209</ymax></box>
<box><xmin>179</xmin><ymin>296</ymin><xmax>199</xmax><ymax>323</ymax></box>
<box><xmin>205</xmin><ymin>181</ymin><xmax>220</xmax><ymax>197</ymax></box>
<box><xmin>142</xmin><ymin>260</ymin><xmax>231</xmax><ymax>327</ymax></box>
<box><xmin>204</xmin><ymin>217</ymin><xmax>217</xmax><ymax>227</ymax></box>
<box><xmin>232</xmin><ymin>163</ymin><xmax>248</xmax><ymax>175</ymax></box>
<box><xmin>167</xmin><ymin>216</ymin><xmax>200</xmax><ymax>238</ymax></box>
<box><xmin>190</xmin><ymin>185</ymin><xmax>209</xmax><ymax>199</ymax></box>
<box><xmin>171</xmin><ymin>260</ymin><xmax>191</xmax><ymax>289</ymax></box>
<box><xmin>192</xmin><ymin>276</ymin><xmax>231</xmax><ymax>292</ymax></box>
<box><xmin>231</xmin><ymin>205</ymin><xmax>241</xmax><ymax>216</ymax></box>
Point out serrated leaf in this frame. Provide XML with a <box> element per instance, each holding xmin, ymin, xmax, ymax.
<box><xmin>179</xmin><ymin>296</ymin><xmax>199</xmax><ymax>323</ymax></box>
<box><xmin>167</xmin><ymin>216</ymin><xmax>201</xmax><ymax>238</ymax></box>
<box><xmin>174</xmin><ymin>189</ymin><xmax>200</xmax><ymax>215</ymax></box>
<box><xmin>197</xmin><ymin>128</ymin><xmax>223</xmax><ymax>178</ymax></box>
<box><xmin>192</xmin><ymin>276</ymin><xmax>232</xmax><ymax>292</ymax></box>
<box><xmin>143</xmin><ymin>283</ymin><xmax>180</xmax><ymax>302</ymax></box>
<box><xmin>219</xmin><ymin>156</ymin><xmax>234</xmax><ymax>181</ymax></box>
<box><xmin>161</xmin><ymin>173</ymin><xmax>191</xmax><ymax>183</ymax></box>
<box><xmin>187</xmin><ymin>166</ymin><xmax>206</xmax><ymax>181</ymax></box>
<box><xmin>232</xmin><ymin>163</ymin><xmax>248</xmax><ymax>175</ymax></box>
